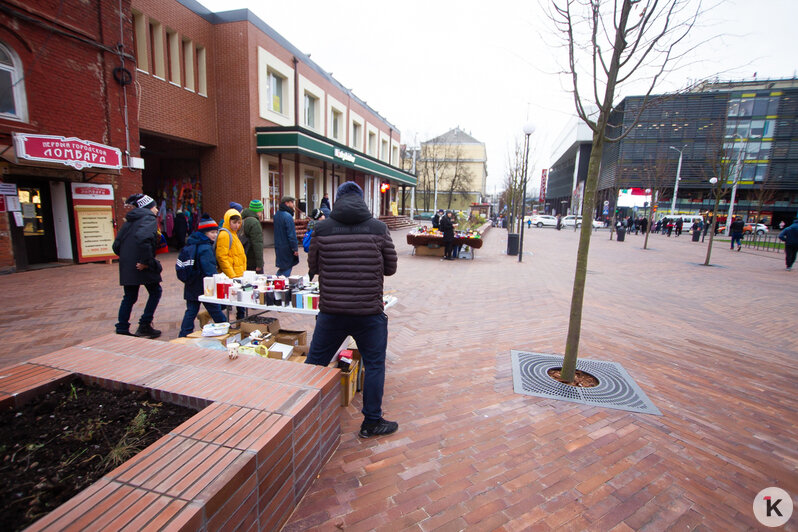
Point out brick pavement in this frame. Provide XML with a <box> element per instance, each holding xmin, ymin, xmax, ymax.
<box><xmin>1</xmin><ymin>226</ymin><xmax>796</xmax><ymax>530</ymax></box>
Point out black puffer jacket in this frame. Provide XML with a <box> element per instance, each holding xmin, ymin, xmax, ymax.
<box><xmin>112</xmin><ymin>208</ymin><xmax>162</xmax><ymax>286</ymax></box>
<box><xmin>308</xmin><ymin>193</ymin><xmax>397</xmax><ymax>315</ymax></box>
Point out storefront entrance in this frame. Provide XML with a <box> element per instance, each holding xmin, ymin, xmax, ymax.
<box><xmin>8</xmin><ymin>179</ymin><xmax>58</xmax><ymax>269</ymax></box>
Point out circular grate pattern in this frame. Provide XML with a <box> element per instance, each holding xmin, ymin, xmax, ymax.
<box><xmin>511</xmin><ymin>351</ymin><xmax>661</xmax><ymax>415</ymax></box>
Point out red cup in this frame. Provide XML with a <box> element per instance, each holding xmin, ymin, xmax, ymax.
<box><xmin>217</xmin><ymin>282</ymin><xmax>230</xmax><ymax>299</ymax></box>
<box><xmin>311</xmin><ymin>294</ymin><xmax>319</xmax><ymax>309</ymax></box>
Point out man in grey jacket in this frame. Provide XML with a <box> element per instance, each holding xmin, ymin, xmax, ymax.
<box><xmin>305</xmin><ymin>181</ymin><xmax>398</xmax><ymax>438</ymax></box>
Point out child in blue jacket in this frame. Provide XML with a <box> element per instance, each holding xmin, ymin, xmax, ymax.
<box><xmin>179</xmin><ymin>214</ymin><xmax>228</xmax><ymax>336</ymax></box>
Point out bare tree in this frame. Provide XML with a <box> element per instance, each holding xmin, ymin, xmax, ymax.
<box><xmin>416</xmin><ymin>139</ymin><xmax>449</xmax><ymax>213</ymax></box>
<box><xmin>502</xmin><ymin>139</ymin><xmax>526</xmax><ymax>233</ymax></box>
<box><xmin>641</xmin><ymin>155</ymin><xmax>673</xmax><ymax>249</ymax></box>
<box><xmin>443</xmin><ymin>145</ymin><xmax>475</xmax><ymax>210</ymax></box>
<box><xmin>551</xmin><ymin>0</ymin><xmax>704</xmax><ymax>382</ymax></box>
<box><xmin>702</xmin><ymin>134</ymin><xmax>741</xmax><ymax>265</ymax></box>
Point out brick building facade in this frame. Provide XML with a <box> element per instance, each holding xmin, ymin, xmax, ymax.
<box><xmin>0</xmin><ymin>0</ymin><xmax>142</xmax><ymax>272</ymax></box>
<box><xmin>0</xmin><ymin>0</ymin><xmax>415</xmax><ymax>272</ymax></box>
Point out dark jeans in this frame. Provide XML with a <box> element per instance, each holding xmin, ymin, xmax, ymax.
<box><xmin>116</xmin><ymin>283</ymin><xmax>162</xmax><ymax>332</ymax></box>
<box><xmin>786</xmin><ymin>244</ymin><xmax>797</xmax><ymax>268</ymax></box>
<box><xmin>276</xmin><ymin>266</ymin><xmax>293</xmax><ymax>277</ymax></box>
<box><xmin>731</xmin><ymin>233</ymin><xmax>743</xmax><ymax>249</ymax></box>
<box><xmin>179</xmin><ymin>300</ymin><xmax>227</xmax><ymax>337</ymax></box>
<box><xmin>443</xmin><ymin>240</ymin><xmax>453</xmax><ymax>259</ymax></box>
<box><xmin>305</xmin><ymin>312</ymin><xmax>388</xmax><ymax>422</ymax></box>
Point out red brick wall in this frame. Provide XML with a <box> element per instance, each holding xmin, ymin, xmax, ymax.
<box><xmin>0</xmin><ymin>0</ymin><xmax>142</xmax><ymax>270</ymax></box>
<box><xmin>132</xmin><ymin>0</ymin><xmax>217</xmax><ymax>147</ymax></box>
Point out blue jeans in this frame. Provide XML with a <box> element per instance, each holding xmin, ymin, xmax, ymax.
<box><xmin>305</xmin><ymin>312</ymin><xmax>388</xmax><ymax>422</ymax></box>
<box><xmin>731</xmin><ymin>233</ymin><xmax>743</xmax><ymax>249</ymax></box>
<box><xmin>116</xmin><ymin>283</ymin><xmax>162</xmax><ymax>332</ymax></box>
<box><xmin>180</xmin><ymin>300</ymin><xmax>227</xmax><ymax>337</ymax></box>
<box><xmin>276</xmin><ymin>266</ymin><xmax>293</xmax><ymax>277</ymax></box>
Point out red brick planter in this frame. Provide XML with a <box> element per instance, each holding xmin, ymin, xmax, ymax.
<box><xmin>0</xmin><ymin>335</ymin><xmax>341</xmax><ymax>531</ymax></box>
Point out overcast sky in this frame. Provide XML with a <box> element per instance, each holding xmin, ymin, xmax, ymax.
<box><xmin>198</xmin><ymin>0</ymin><xmax>798</xmax><ymax>194</ymax></box>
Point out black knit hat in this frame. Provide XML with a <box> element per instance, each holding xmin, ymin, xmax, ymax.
<box><xmin>126</xmin><ymin>193</ymin><xmax>156</xmax><ymax>209</ymax></box>
<box><xmin>197</xmin><ymin>213</ymin><xmax>219</xmax><ymax>232</ymax></box>
<box><xmin>336</xmin><ymin>181</ymin><xmax>363</xmax><ymax>198</ymax></box>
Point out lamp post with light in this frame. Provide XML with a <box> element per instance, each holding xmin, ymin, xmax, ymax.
<box><xmin>669</xmin><ymin>145</ymin><xmax>686</xmax><ymax>215</ymax></box>
<box><xmin>704</xmin><ymin>176</ymin><xmax>722</xmax><ymax>266</ymax></box>
<box><xmin>518</xmin><ymin>122</ymin><xmax>536</xmax><ymax>263</ymax></box>
<box><xmin>725</xmin><ymin>134</ymin><xmax>744</xmax><ymax>235</ymax></box>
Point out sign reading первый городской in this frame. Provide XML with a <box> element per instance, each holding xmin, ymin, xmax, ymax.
<box><xmin>13</xmin><ymin>133</ymin><xmax>122</xmax><ymax>171</ymax></box>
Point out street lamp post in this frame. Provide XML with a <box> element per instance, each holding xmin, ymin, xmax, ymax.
<box><xmin>725</xmin><ymin>134</ymin><xmax>744</xmax><ymax>236</ymax></box>
<box><xmin>518</xmin><ymin>122</ymin><xmax>536</xmax><ymax>263</ymax></box>
<box><xmin>669</xmin><ymin>145</ymin><xmax>686</xmax><ymax>215</ymax></box>
<box><xmin>704</xmin><ymin>177</ymin><xmax>722</xmax><ymax>266</ymax></box>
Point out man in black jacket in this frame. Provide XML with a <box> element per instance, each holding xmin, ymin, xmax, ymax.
<box><xmin>305</xmin><ymin>181</ymin><xmax>399</xmax><ymax>438</ymax></box>
<box><xmin>112</xmin><ymin>194</ymin><xmax>163</xmax><ymax>338</ymax></box>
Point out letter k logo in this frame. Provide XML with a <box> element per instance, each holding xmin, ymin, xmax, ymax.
<box><xmin>764</xmin><ymin>496</ymin><xmax>783</xmax><ymax>517</ymax></box>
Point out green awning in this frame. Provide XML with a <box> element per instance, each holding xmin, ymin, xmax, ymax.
<box><xmin>256</xmin><ymin>127</ymin><xmax>417</xmax><ymax>186</ymax></box>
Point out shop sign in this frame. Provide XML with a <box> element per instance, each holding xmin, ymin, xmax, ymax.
<box><xmin>71</xmin><ymin>183</ymin><xmax>114</xmax><ymax>201</ymax></box>
<box><xmin>334</xmin><ymin>148</ymin><xmax>356</xmax><ymax>164</ymax></box>
<box><xmin>13</xmin><ymin>133</ymin><xmax>122</xmax><ymax>171</ymax></box>
<box><xmin>0</xmin><ymin>183</ymin><xmax>17</xmax><ymax>195</ymax></box>
<box><xmin>70</xmin><ymin>182</ymin><xmax>117</xmax><ymax>263</ymax></box>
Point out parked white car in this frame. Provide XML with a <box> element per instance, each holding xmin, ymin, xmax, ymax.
<box><xmin>526</xmin><ymin>214</ymin><xmax>558</xmax><ymax>227</ymax></box>
<box><xmin>562</xmin><ymin>216</ymin><xmax>602</xmax><ymax>229</ymax></box>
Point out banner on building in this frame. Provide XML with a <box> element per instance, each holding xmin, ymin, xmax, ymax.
<box><xmin>540</xmin><ymin>169</ymin><xmax>548</xmax><ymax>203</ymax></box>
<box><xmin>70</xmin><ymin>183</ymin><xmax>117</xmax><ymax>263</ymax></box>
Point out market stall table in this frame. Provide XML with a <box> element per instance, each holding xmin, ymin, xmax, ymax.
<box><xmin>406</xmin><ymin>231</ymin><xmax>483</xmax><ymax>258</ymax></box>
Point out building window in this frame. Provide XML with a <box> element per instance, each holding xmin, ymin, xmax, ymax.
<box><xmin>149</xmin><ymin>20</ymin><xmax>165</xmax><ymax>78</ymax></box>
<box><xmin>392</xmin><ymin>146</ymin><xmax>399</xmax><ymax>165</ymax></box>
<box><xmin>183</xmin><ymin>39</ymin><xmax>194</xmax><ymax>91</ymax></box>
<box><xmin>381</xmin><ymin>139</ymin><xmax>388</xmax><ymax>161</ymax></box>
<box><xmin>166</xmin><ymin>29</ymin><xmax>180</xmax><ymax>85</ymax></box>
<box><xmin>368</xmin><ymin>131</ymin><xmax>376</xmax><ymax>156</ymax></box>
<box><xmin>304</xmin><ymin>92</ymin><xmax>317</xmax><ymax>128</ymax></box>
<box><xmin>0</xmin><ymin>43</ymin><xmax>27</xmax><ymax>122</ymax></box>
<box><xmin>352</xmin><ymin>122</ymin><xmax>362</xmax><ymax>149</ymax></box>
<box><xmin>133</xmin><ymin>11</ymin><xmax>148</xmax><ymax>72</ymax></box>
<box><xmin>331</xmin><ymin>109</ymin><xmax>342</xmax><ymax>140</ymax></box>
<box><xmin>268</xmin><ymin>71</ymin><xmax>285</xmax><ymax>114</ymax></box>
<box><xmin>197</xmin><ymin>46</ymin><xmax>207</xmax><ymax>96</ymax></box>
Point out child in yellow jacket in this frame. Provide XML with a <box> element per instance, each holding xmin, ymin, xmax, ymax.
<box><xmin>216</xmin><ymin>208</ymin><xmax>246</xmax><ymax>278</ymax></box>
<box><xmin>216</xmin><ymin>209</ymin><xmax>247</xmax><ymax>318</ymax></box>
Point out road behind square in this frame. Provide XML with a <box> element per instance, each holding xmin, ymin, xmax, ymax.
<box><xmin>1</xmin><ymin>226</ymin><xmax>795</xmax><ymax>530</ymax></box>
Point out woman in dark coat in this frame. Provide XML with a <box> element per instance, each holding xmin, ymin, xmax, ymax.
<box><xmin>439</xmin><ymin>210</ymin><xmax>455</xmax><ymax>260</ymax></box>
<box><xmin>112</xmin><ymin>194</ymin><xmax>163</xmax><ymax>338</ymax></box>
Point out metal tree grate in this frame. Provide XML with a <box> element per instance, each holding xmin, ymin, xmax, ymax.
<box><xmin>511</xmin><ymin>351</ymin><xmax>662</xmax><ymax>416</ymax></box>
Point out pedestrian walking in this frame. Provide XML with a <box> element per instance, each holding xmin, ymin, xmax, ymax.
<box><xmin>432</xmin><ymin>209</ymin><xmax>443</xmax><ymax>229</ymax></box>
<box><xmin>113</xmin><ymin>194</ymin><xmax>163</xmax><ymax>338</ymax></box>
<box><xmin>241</xmin><ymin>199</ymin><xmax>265</xmax><ymax>273</ymax></box>
<box><xmin>178</xmin><ymin>214</ymin><xmax>228</xmax><ymax>336</ymax></box>
<box><xmin>730</xmin><ymin>216</ymin><xmax>744</xmax><ymax>251</ymax></box>
<box><xmin>640</xmin><ymin>217</ymin><xmax>648</xmax><ymax>234</ymax></box>
<box><xmin>778</xmin><ymin>218</ymin><xmax>798</xmax><ymax>270</ymax></box>
<box><xmin>675</xmin><ymin>218</ymin><xmax>684</xmax><ymax>237</ymax></box>
<box><xmin>304</xmin><ymin>181</ymin><xmax>399</xmax><ymax>438</ymax></box>
<box><xmin>273</xmin><ymin>195</ymin><xmax>299</xmax><ymax>276</ymax></box>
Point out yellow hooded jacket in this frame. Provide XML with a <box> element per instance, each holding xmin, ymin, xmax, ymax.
<box><xmin>216</xmin><ymin>209</ymin><xmax>246</xmax><ymax>278</ymax></box>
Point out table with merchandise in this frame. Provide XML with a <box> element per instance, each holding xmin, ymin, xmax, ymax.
<box><xmin>406</xmin><ymin>227</ymin><xmax>483</xmax><ymax>258</ymax></box>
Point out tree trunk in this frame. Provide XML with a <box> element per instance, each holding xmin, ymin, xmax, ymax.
<box><xmin>562</xmin><ymin>128</ymin><xmax>605</xmax><ymax>381</ymax></box>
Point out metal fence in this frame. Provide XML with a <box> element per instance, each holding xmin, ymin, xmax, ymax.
<box><xmin>742</xmin><ymin>233</ymin><xmax>783</xmax><ymax>253</ymax></box>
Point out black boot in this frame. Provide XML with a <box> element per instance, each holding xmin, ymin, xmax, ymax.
<box><xmin>134</xmin><ymin>323</ymin><xmax>162</xmax><ymax>339</ymax></box>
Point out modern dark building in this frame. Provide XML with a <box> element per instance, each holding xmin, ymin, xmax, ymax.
<box><xmin>548</xmin><ymin>78</ymin><xmax>798</xmax><ymax>227</ymax></box>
